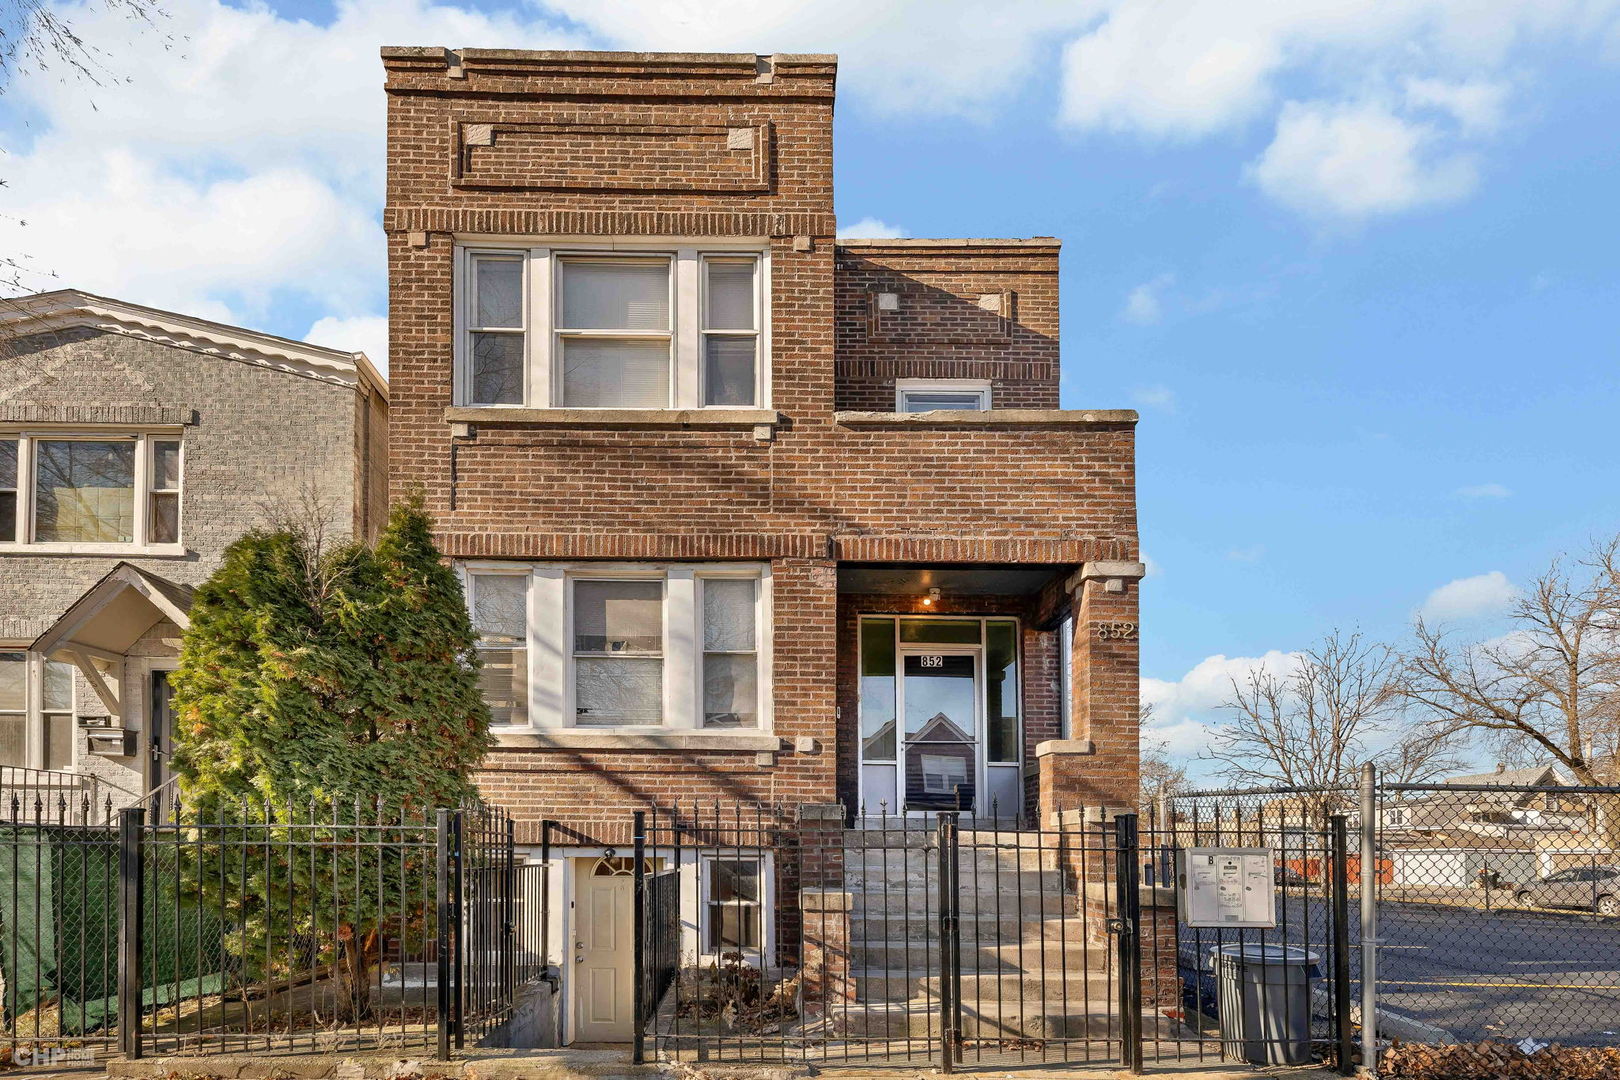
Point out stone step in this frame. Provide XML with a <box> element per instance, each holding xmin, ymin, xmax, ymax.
<box><xmin>850</xmin><ymin>892</ymin><xmax>1072</xmax><ymax>917</ymax></box>
<box><xmin>845</xmin><ymin>847</ymin><xmax>1058</xmax><ymax>871</ymax></box>
<box><xmin>847</xmin><ymin>911</ymin><xmax>1094</xmax><ymax>941</ymax></box>
<box><xmin>842</xmin><ymin>827</ymin><xmax>1065</xmax><ymax>850</ymax></box>
<box><xmin>854</xmin><ymin>969</ymin><xmax>1107</xmax><ymax>1004</ymax></box>
<box><xmin>814</xmin><ymin>1001</ymin><xmax>1181</xmax><ymax>1041</ymax></box>
<box><xmin>850</xmin><ymin>938</ymin><xmax>1100</xmax><ymax>972</ymax></box>
<box><xmin>845</xmin><ymin>869</ymin><xmax>1065</xmax><ymax>895</ymax></box>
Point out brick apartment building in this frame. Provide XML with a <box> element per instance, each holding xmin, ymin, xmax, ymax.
<box><xmin>383</xmin><ymin>48</ymin><xmax>1142</xmax><ymax>1042</ymax></box>
<box><xmin>0</xmin><ymin>292</ymin><xmax>386</xmax><ymax>816</ymax></box>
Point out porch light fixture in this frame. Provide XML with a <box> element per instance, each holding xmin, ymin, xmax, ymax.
<box><xmin>922</xmin><ymin>587</ymin><xmax>941</xmax><ymax>607</ymax></box>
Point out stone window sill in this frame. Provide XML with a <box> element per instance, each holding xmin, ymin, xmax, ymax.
<box><xmin>444</xmin><ymin>407</ymin><xmax>780</xmax><ymax>430</ymax></box>
<box><xmin>491</xmin><ymin>729</ymin><xmax>783</xmax><ymax>752</ymax></box>
<box><xmin>0</xmin><ymin>543</ymin><xmax>188</xmax><ymax>558</ymax></box>
<box><xmin>835</xmin><ymin>410</ymin><xmax>1137</xmax><ymax>428</ymax></box>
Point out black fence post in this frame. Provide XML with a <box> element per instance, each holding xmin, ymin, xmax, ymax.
<box><xmin>1114</xmin><ymin>812</ymin><xmax>1143</xmax><ymax>1075</ymax></box>
<box><xmin>504</xmin><ymin>817</ymin><xmax>517</xmax><ymax>1009</ymax></box>
<box><xmin>937</xmin><ymin>811</ymin><xmax>959</xmax><ymax>1073</ymax></box>
<box><xmin>632</xmin><ymin>810</ymin><xmax>647</xmax><ymax>1065</ymax></box>
<box><xmin>452</xmin><ymin>810</ymin><xmax>466</xmax><ymax>1050</ymax></box>
<box><xmin>116</xmin><ymin>806</ymin><xmax>145</xmax><ymax>1060</ymax></box>
<box><xmin>1329</xmin><ymin>814</ymin><xmax>1354</xmax><ymax>1076</ymax></box>
<box><xmin>436</xmin><ymin>809</ymin><xmax>452</xmax><ymax>1061</ymax></box>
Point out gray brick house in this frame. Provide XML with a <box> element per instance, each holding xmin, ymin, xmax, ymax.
<box><xmin>0</xmin><ymin>290</ymin><xmax>387</xmax><ymax>816</ymax></box>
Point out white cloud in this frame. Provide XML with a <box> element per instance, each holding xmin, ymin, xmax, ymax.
<box><xmin>837</xmin><ymin>217</ymin><xmax>909</xmax><ymax>239</ymax></box>
<box><xmin>1247</xmin><ymin>99</ymin><xmax>1479</xmax><ymax>220</ymax></box>
<box><xmin>1</xmin><ymin>0</ymin><xmax>582</xmax><ymax>321</ymax></box>
<box><xmin>307</xmin><ymin>315</ymin><xmax>390</xmax><ymax>374</ymax></box>
<box><xmin>542</xmin><ymin>0</ymin><xmax>1091</xmax><ymax>118</ymax></box>
<box><xmin>1131</xmin><ymin>385</ymin><xmax>1175</xmax><ymax>411</ymax></box>
<box><xmin>1121</xmin><ymin>273</ymin><xmax>1173</xmax><ymax>324</ymax></box>
<box><xmin>1226</xmin><ymin>545</ymin><xmax>1265</xmax><ymax>563</ymax></box>
<box><xmin>1420</xmin><ymin>570</ymin><xmax>1517</xmax><ymax>621</ymax></box>
<box><xmin>1456</xmin><ymin>482</ymin><xmax>1513</xmax><ymax>499</ymax></box>
<box><xmin>1405</xmin><ymin>77</ymin><xmax>1511</xmax><ymax>135</ymax></box>
<box><xmin>1057</xmin><ymin>2</ymin><xmax>1619</xmax><ymax>217</ymax></box>
<box><xmin>1142</xmin><ymin>650</ymin><xmax>1301</xmax><ymax>755</ymax></box>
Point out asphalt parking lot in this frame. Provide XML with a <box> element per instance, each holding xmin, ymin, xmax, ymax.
<box><xmin>1188</xmin><ymin>895</ymin><xmax>1620</xmax><ymax>1046</ymax></box>
<box><xmin>1373</xmin><ymin>899</ymin><xmax>1620</xmax><ymax>1045</ymax></box>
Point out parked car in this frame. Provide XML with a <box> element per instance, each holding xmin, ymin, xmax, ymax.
<box><xmin>1513</xmin><ymin>866</ymin><xmax>1620</xmax><ymax>916</ymax></box>
<box><xmin>1275</xmin><ymin>865</ymin><xmax>1312</xmax><ymax>888</ymax></box>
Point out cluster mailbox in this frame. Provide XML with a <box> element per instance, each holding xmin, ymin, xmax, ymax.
<box><xmin>1177</xmin><ymin>847</ymin><xmax>1277</xmax><ymax>929</ymax></box>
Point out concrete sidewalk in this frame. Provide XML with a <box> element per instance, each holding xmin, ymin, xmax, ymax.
<box><xmin>80</xmin><ymin>1048</ymin><xmax>1338</xmax><ymax>1080</ymax></box>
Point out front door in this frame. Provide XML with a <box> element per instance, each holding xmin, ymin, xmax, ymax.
<box><xmin>573</xmin><ymin>857</ymin><xmax>635</xmax><ymax>1041</ymax></box>
<box><xmin>899</xmin><ymin>647</ymin><xmax>981</xmax><ymax>813</ymax></box>
<box><xmin>149</xmin><ymin>670</ymin><xmax>176</xmax><ymax>818</ymax></box>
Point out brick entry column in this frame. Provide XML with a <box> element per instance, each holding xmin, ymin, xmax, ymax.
<box><xmin>796</xmin><ymin>803</ymin><xmax>853</xmax><ymax>1016</ymax></box>
<box><xmin>1037</xmin><ymin>560</ymin><xmax>1145</xmax><ymax>823</ymax></box>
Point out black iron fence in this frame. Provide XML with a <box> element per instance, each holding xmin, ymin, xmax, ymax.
<box><xmin>0</xmin><ymin>798</ymin><xmax>541</xmax><ymax>1062</ymax></box>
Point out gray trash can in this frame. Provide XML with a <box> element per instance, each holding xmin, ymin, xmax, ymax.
<box><xmin>1211</xmin><ymin>944</ymin><xmax>1321</xmax><ymax>1065</ymax></box>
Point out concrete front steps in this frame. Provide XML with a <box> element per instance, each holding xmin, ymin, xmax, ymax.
<box><xmin>842</xmin><ymin>825</ymin><xmax>1129</xmax><ymax>1048</ymax></box>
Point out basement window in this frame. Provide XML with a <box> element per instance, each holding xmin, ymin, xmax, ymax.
<box><xmin>703</xmin><ymin>856</ymin><xmax>763</xmax><ymax>952</ymax></box>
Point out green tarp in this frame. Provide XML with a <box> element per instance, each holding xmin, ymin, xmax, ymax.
<box><xmin>0</xmin><ymin>824</ymin><xmax>225</xmax><ymax>1036</ymax></box>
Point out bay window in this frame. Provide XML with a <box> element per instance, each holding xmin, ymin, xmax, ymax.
<box><xmin>0</xmin><ymin>431</ymin><xmax>184</xmax><ymax>550</ymax></box>
<box><xmin>462</xmin><ymin>562</ymin><xmax>769</xmax><ymax>732</ymax></box>
<box><xmin>457</xmin><ymin>244</ymin><xmax>766</xmax><ymax>410</ymax></box>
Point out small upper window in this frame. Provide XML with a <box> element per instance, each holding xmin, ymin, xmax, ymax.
<box><xmin>896</xmin><ymin>381</ymin><xmax>990</xmax><ymax>413</ymax></box>
<box><xmin>1</xmin><ymin>432</ymin><xmax>184</xmax><ymax>550</ymax></box>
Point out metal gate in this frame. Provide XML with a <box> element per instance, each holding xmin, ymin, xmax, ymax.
<box><xmin>627</xmin><ymin>805</ymin><xmax>1123</xmax><ymax>1069</ymax></box>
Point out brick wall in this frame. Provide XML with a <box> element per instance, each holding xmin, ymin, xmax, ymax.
<box><xmin>382</xmin><ymin>48</ymin><xmax>1140</xmax><ymax>833</ymax></box>
<box><xmin>834</xmin><ymin>240</ymin><xmax>1060</xmax><ymax>411</ymax></box>
<box><xmin>1</xmin><ymin>326</ymin><xmax>375</xmax><ymax>788</ymax></box>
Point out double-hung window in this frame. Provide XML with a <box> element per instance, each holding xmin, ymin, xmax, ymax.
<box><xmin>468</xmin><ymin>572</ymin><xmax>529</xmax><ymax>727</ymax></box>
<box><xmin>701</xmin><ymin>577</ymin><xmax>758</xmax><ymax>728</ymax></box>
<box><xmin>571</xmin><ymin>579</ymin><xmax>665</xmax><ymax>727</ymax></box>
<box><xmin>458</xmin><ymin>246</ymin><xmax>766</xmax><ymax>410</ymax></box>
<box><xmin>466</xmin><ymin>254</ymin><xmax>526</xmax><ymax>405</ymax></box>
<box><xmin>0</xmin><ymin>431</ymin><xmax>184</xmax><ymax>551</ymax></box>
<box><xmin>0</xmin><ymin>651</ymin><xmax>74</xmax><ymax>770</ymax></box>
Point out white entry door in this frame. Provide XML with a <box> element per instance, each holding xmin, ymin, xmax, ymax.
<box><xmin>574</xmin><ymin>857</ymin><xmax>635</xmax><ymax>1042</ymax></box>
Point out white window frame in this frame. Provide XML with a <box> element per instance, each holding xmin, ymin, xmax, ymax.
<box><xmin>458</xmin><ymin>561</ymin><xmax>772</xmax><ymax>734</ymax></box>
<box><xmin>465</xmin><ymin>567</ymin><xmax>534</xmax><ymax>729</ymax></box>
<box><xmin>453</xmin><ymin>240</ymin><xmax>771</xmax><ymax>411</ymax></box>
<box><xmin>0</xmin><ymin>647</ymin><xmax>76</xmax><ymax>772</ymax></box>
<box><xmin>461</xmin><ymin>252</ymin><xmax>529</xmax><ymax>406</ymax></box>
<box><xmin>0</xmin><ymin>428</ymin><xmax>185</xmax><ymax>555</ymax></box>
<box><xmin>698</xmin><ymin>853</ymin><xmax>772</xmax><ymax>962</ymax></box>
<box><xmin>895</xmin><ymin>379</ymin><xmax>992</xmax><ymax>412</ymax></box>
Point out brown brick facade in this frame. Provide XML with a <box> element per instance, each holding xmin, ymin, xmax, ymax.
<box><xmin>382</xmin><ymin>48</ymin><xmax>1141</xmax><ymax>836</ymax></box>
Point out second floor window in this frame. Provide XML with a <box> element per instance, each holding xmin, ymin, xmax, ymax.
<box><xmin>459</xmin><ymin>246</ymin><xmax>765</xmax><ymax>410</ymax></box>
<box><xmin>1</xmin><ymin>432</ymin><xmax>183</xmax><ymax>550</ymax></box>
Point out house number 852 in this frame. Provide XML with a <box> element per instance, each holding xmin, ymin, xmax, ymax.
<box><xmin>1096</xmin><ymin>622</ymin><xmax>1138</xmax><ymax>640</ymax></box>
<box><xmin>918</xmin><ymin>655</ymin><xmax>945</xmax><ymax>668</ymax></box>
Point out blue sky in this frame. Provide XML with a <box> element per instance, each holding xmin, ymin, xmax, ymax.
<box><xmin>4</xmin><ymin>1</ymin><xmax>1619</xmax><ymax>775</ymax></box>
